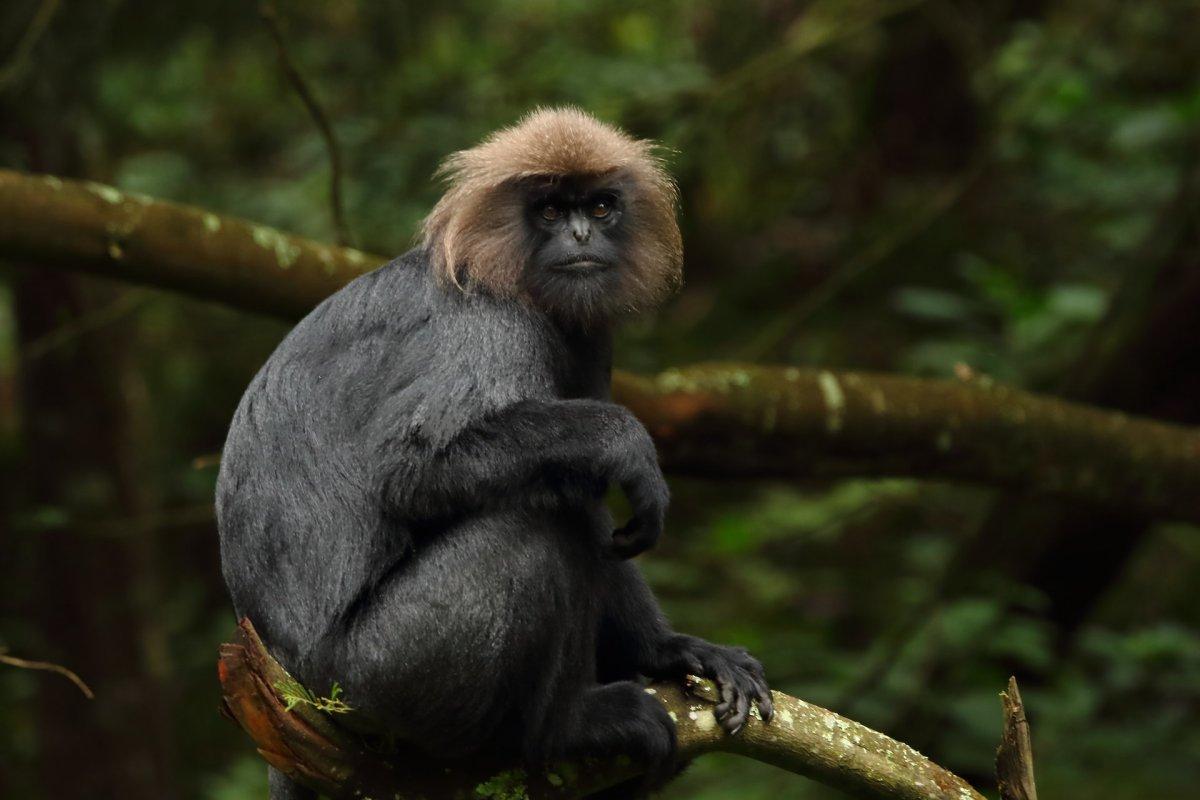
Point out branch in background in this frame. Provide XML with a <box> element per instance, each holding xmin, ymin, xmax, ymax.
<box><xmin>0</xmin><ymin>647</ymin><xmax>94</xmax><ymax>699</ymax></box>
<box><xmin>708</xmin><ymin>0</ymin><xmax>928</xmax><ymax>100</ymax></box>
<box><xmin>219</xmin><ymin>619</ymin><xmax>985</xmax><ymax>800</ymax></box>
<box><xmin>21</xmin><ymin>291</ymin><xmax>148</xmax><ymax>362</ymax></box>
<box><xmin>259</xmin><ymin>2</ymin><xmax>354</xmax><ymax>248</ymax></box>
<box><xmin>0</xmin><ymin>170</ymin><xmax>380</xmax><ymax>318</ymax></box>
<box><xmin>0</xmin><ymin>0</ymin><xmax>62</xmax><ymax>91</ymax></box>
<box><xmin>996</xmin><ymin>677</ymin><xmax>1038</xmax><ymax>800</ymax></box>
<box><xmin>740</xmin><ymin>162</ymin><xmax>983</xmax><ymax>360</ymax></box>
<box><xmin>616</xmin><ymin>364</ymin><xmax>1200</xmax><ymax>524</ymax></box>
<box><xmin>2</xmin><ymin>169</ymin><xmax>1199</xmax><ymax>523</ymax></box>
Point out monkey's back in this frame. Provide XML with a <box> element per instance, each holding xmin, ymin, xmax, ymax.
<box><xmin>215</xmin><ymin>249</ymin><xmax>567</xmax><ymax>668</ymax></box>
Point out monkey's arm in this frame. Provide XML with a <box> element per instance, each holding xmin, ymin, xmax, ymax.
<box><xmin>598</xmin><ymin>561</ymin><xmax>774</xmax><ymax>733</ymax></box>
<box><xmin>379</xmin><ymin>398</ymin><xmax>667</xmax><ymax>557</ymax></box>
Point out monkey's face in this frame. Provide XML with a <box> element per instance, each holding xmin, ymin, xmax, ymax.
<box><xmin>422</xmin><ymin>110</ymin><xmax>682</xmax><ymax>319</ymax></box>
<box><xmin>520</xmin><ymin>175</ymin><xmax>632</xmax><ymax>323</ymax></box>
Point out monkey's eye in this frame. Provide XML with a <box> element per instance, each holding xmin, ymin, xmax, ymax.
<box><xmin>539</xmin><ymin>204</ymin><xmax>562</xmax><ymax>222</ymax></box>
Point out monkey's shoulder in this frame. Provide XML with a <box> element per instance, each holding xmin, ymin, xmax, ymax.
<box><xmin>256</xmin><ymin>248</ymin><xmax>564</xmax><ymax>442</ymax></box>
<box><xmin>368</xmin><ymin>254</ymin><xmax>568</xmax><ymax>444</ymax></box>
<box><xmin>291</xmin><ymin>248</ymin><xmax>558</xmax><ymax>363</ymax></box>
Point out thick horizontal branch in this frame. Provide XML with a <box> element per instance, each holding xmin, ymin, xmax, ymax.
<box><xmin>4</xmin><ymin>169</ymin><xmax>1199</xmax><ymax>522</ymax></box>
<box><xmin>0</xmin><ymin>169</ymin><xmax>382</xmax><ymax>317</ymax></box>
<box><xmin>616</xmin><ymin>365</ymin><xmax>1200</xmax><ymax>523</ymax></box>
<box><xmin>219</xmin><ymin>619</ymin><xmax>985</xmax><ymax>800</ymax></box>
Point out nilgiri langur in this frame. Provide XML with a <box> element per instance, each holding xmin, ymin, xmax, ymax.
<box><xmin>216</xmin><ymin>107</ymin><xmax>772</xmax><ymax>799</ymax></box>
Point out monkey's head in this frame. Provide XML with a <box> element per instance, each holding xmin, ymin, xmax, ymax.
<box><xmin>419</xmin><ymin>107</ymin><xmax>683</xmax><ymax>324</ymax></box>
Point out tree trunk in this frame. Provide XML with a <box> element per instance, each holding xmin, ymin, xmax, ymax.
<box><xmin>14</xmin><ymin>269</ymin><xmax>177</xmax><ymax>800</ymax></box>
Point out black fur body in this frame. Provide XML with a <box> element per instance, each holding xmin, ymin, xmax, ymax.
<box><xmin>217</xmin><ymin>249</ymin><xmax>769</xmax><ymax>797</ymax></box>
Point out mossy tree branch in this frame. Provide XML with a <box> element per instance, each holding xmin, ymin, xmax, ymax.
<box><xmin>616</xmin><ymin>366</ymin><xmax>1200</xmax><ymax>524</ymax></box>
<box><xmin>219</xmin><ymin>619</ymin><xmax>986</xmax><ymax>800</ymax></box>
<box><xmin>0</xmin><ymin>169</ymin><xmax>379</xmax><ymax>318</ymax></box>
<box><xmin>3</xmin><ymin>169</ymin><xmax>1199</xmax><ymax>523</ymax></box>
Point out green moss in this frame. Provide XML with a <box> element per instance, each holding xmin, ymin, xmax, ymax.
<box><xmin>817</xmin><ymin>370</ymin><xmax>845</xmax><ymax>434</ymax></box>
<box><xmin>252</xmin><ymin>225</ymin><xmax>302</xmax><ymax>269</ymax></box>
<box><xmin>473</xmin><ymin>770</ymin><xmax>530</xmax><ymax>800</ymax></box>
<box><xmin>275</xmin><ymin>677</ymin><xmax>353</xmax><ymax>715</ymax></box>
<box><xmin>86</xmin><ymin>182</ymin><xmax>124</xmax><ymax>204</ymax></box>
<box><xmin>554</xmin><ymin>762</ymin><xmax>578</xmax><ymax>785</ymax></box>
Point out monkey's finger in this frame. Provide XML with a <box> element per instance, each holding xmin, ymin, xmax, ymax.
<box><xmin>713</xmin><ymin>675</ymin><xmax>737</xmax><ymax>720</ymax></box>
<box><xmin>739</xmin><ymin>653</ymin><xmax>767</xmax><ymax>678</ymax></box>
<box><xmin>741</xmin><ymin>666</ymin><xmax>767</xmax><ymax>699</ymax></box>
<box><xmin>752</xmin><ymin>681</ymin><xmax>774</xmax><ymax>724</ymax></box>
<box><xmin>721</xmin><ymin>687</ymin><xmax>751</xmax><ymax>735</ymax></box>
<box><xmin>682</xmin><ymin>652</ymin><xmax>705</xmax><ymax>677</ymax></box>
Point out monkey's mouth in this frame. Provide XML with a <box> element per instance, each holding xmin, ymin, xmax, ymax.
<box><xmin>551</xmin><ymin>257</ymin><xmax>613</xmax><ymax>273</ymax></box>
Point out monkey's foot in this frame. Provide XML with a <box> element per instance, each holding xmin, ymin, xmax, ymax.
<box><xmin>536</xmin><ymin>681</ymin><xmax>677</xmax><ymax>785</ymax></box>
<box><xmin>656</xmin><ymin>634</ymin><xmax>773</xmax><ymax>734</ymax></box>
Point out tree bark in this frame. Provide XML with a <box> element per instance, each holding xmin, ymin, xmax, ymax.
<box><xmin>995</xmin><ymin>677</ymin><xmax>1038</xmax><ymax>800</ymax></box>
<box><xmin>3</xmin><ymin>169</ymin><xmax>1200</xmax><ymax>524</ymax></box>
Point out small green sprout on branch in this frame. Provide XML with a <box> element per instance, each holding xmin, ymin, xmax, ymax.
<box><xmin>275</xmin><ymin>676</ymin><xmax>353</xmax><ymax>715</ymax></box>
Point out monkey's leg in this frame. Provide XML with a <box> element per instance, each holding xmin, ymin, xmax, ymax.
<box><xmin>268</xmin><ymin>767</ymin><xmax>316</xmax><ymax>800</ymax></box>
<box><xmin>301</xmin><ymin>509</ymin><xmax>591</xmax><ymax>758</ymax></box>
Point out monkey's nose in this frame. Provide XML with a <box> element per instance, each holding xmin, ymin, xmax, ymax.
<box><xmin>570</xmin><ymin>218</ymin><xmax>591</xmax><ymax>243</ymax></box>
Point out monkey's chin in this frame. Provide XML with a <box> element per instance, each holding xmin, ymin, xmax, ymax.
<box><xmin>527</xmin><ymin>270</ymin><xmax>627</xmax><ymax>327</ymax></box>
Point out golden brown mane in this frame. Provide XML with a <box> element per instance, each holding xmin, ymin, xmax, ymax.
<box><xmin>419</xmin><ymin>107</ymin><xmax>683</xmax><ymax>313</ymax></box>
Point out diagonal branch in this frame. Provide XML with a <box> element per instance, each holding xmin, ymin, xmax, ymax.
<box><xmin>219</xmin><ymin>618</ymin><xmax>985</xmax><ymax>800</ymax></box>
<box><xmin>0</xmin><ymin>0</ymin><xmax>62</xmax><ymax>91</ymax></box>
<box><xmin>258</xmin><ymin>1</ymin><xmax>354</xmax><ymax>247</ymax></box>
<box><xmin>2</xmin><ymin>169</ymin><xmax>1199</xmax><ymax>523</ymax></box>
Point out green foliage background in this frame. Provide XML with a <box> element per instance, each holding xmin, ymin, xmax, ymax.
<box><xmin>1</xmin><ymin>1</ymin><xmax>1198</xmax><ymax>798</ymax></box>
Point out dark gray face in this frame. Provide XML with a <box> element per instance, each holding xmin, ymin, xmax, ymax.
<box><xmin>521</xmin><ymin>176</ymin><xmax>630</xmax><ymax>323</ymax></box>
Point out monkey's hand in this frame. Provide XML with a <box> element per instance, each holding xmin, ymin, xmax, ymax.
<box><xmin>604</xmin><ymin>418</ymin><xmax>669</xmax><ymax>559</ymax></box>
<box><xmin>652</xmin><ymin>634</ymin><xmax>773</xmax><ymax>734</ymax></box>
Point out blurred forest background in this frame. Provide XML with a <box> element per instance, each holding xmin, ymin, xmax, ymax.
<box><xmin>1</xmin><ymin>1</ymin><xmax>1199</xmax><ymax>798</ymax></box>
